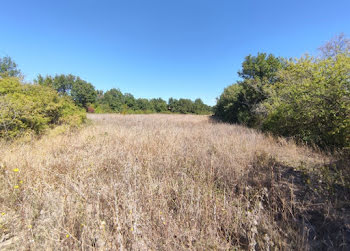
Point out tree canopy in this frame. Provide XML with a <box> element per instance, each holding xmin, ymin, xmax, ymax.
<box><xmin>0</xmin><ymin>56</ymin><xmax>22</xmax><ymax>78</ymax></box>
<box><xmin>36</xmin><ymin>74</ymin><xmax>96</xmax><ymax>109</ymax></box>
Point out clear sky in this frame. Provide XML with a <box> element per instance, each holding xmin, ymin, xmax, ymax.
<box><xmin>1</xmin><ymin>0</ymin><xmax>349</xmax><ymax>105</ymax></box>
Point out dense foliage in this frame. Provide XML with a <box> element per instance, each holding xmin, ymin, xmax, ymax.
<box><xmin>94</xmin><ymin>89</ymin><xmax>211</xmax><ymax>114</ymax></box>
<box><xmin>215</xmin><ymin>53</ymin><xmax>285</xmax><ymax>126</ymax></box>
<box><xmin>0</xmin><ymin>77</ymin><xmax>86</xmax><ymax>139</ymax></box>
<box><xmin>36</xmin><ymin>75</ymin><xmax>212</xmax><ymax>114</ymax></box>
<box><xmin>35</xmin><ymin>74</ymin><xmax>97</xmax><ymax>109</ymax></box>
<box><xmin>262</xmin><ymin>54</ymin><xmax>350</xmax><ymax>149</ymax></box>
<box><xmin>214</xmin><ymin>34</ymin><xmax>350</xmax><ymax>150</ymax></box>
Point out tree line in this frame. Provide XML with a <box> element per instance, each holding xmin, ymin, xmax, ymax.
<box><xmin>35</xmin><ymin>74</ymin><xmax>212</xmax><ymax>115</ymax></box>
<box><xmin>0</xmin><ymin>56</ymin><xmax>211</xmax><ymax>139</ymax></box>
<box><xmin>214</xmin><ymin>33</ymin><xmax>350</xmax><ymax>150</ymax></box>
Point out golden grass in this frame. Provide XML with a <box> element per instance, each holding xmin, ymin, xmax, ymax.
<box><xmin>0</xmin><ymin>114</ymin><xmax>348</xmax><ymax>250</ymax></box>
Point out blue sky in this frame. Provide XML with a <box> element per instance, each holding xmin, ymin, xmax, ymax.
<box><xmin>1</xmin><ymin>0</ymin><xmax>349</xmax><ymax>105</ymax></box>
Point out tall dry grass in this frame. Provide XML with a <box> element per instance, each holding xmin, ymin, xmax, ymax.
<box><xmin>0</xmin><ymin>114</ymin><xmax>348</xmax><ymax>250</ymax></box>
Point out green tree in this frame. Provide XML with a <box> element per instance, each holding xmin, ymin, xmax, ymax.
<box><xmin>36</xmin><ymin>74</ymin><xmax>97</xmax><ymax>109</ymax></box>
<box><xmin>238</xmin><ymin>53</ymin><xmax>285</xmax><ymax>82</ymax></box>
<box><xmin>124</xmin><ymin>93</ymin><xmax>136</xmax><ymax>109</ymax></box>
<box><xmin>71</xmin><ymin>78</ymin><xmax>97</xmax><ymax>109</ymax></box>
<box><xmin>136</xmin><ymin>98</ymin><xmax>152</xmax><ymax>111</ymax></box>
<box><xmin>102</xmin><ymin>88</ymin><xmax>124</xmax><ymax>112</ymax></box>
<box><xmin>0</xmin><ymin>56</ymin><xmax>21</xmax><ymax>78</ymax></box>
<box><xmin>177</xmin><ymin>99</ymin><xmax>194</xmax><ymax>113</ymax></box>
<box><xmin>150</xmin><ymin>98</ymin><xmax>167</xmax><ymax>112</ymax></box>
<box><xmin>215</xmin><ymin>53</ymin><xmax>284</xmax><ymax>125</ymax></box>
<box><xmin>36</xmin><ymin>74</ymin><xmax>75</xmax><ymax>95</ymax></box>
<box><xmin>168</xmin><ymin>98</ymin><xmax>179</xmax><ymax>112</ymax></box>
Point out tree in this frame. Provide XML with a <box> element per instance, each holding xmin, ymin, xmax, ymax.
<box><xmin>36</xmin><ymin>74</ymin><xmax>97</xmax><ymax>109</ymax></box>
<box><xmin>193</xmin><ymin>98</ymin><xmax>211</xmax><ymax>114</ymax></box>
<box><xmin>168</xmin><ymin>98</ymin><xmax>179</xmax><ymax>112</ymax></box>
<box><xmin>215</xmin><ymin>53</ymin><xmax>285</xmax><ymax>125</ymax></box>
<box><xmin>177</xmin><ymin>99</ymin><xmax>193</xmax><ymax>113</ymax></box>
<box><xmin>102</xmin><ymin>88</ymin><xmax>124</xmax><ymax>112</ymax></box>
<box><xmin>36</xmin><ymin>74</ymin><xmax>75</xmax><ymax>95</ymax></box>
<box><xmin>71</xmin><ymin>78</ymin><xmax>97</xmax><ymax>109</ymax></box>
<box><xmin>150</xmin><ymin>98</ymin><xmax>167</xmax><ymax>112</ymax></box>
<box><xmin>238</xmin><ymin>53</ymin><xmax>285</xmax><ymax>83</ymax></box>
<box><xmin>136</xmin><ymin>98</ymin><xmax>152</xmax><ymax>111</ymax></box>
<box><xmin>0</xmin><ymin>56</ymin><xmax>21</xmax><ymax>78</ymax></box>
<box><xmin>124</xmin><ymin>93</ymin><xmax>136</xmax><ymax>109</ymax></box>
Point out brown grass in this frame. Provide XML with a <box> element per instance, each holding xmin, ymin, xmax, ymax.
<box><xmin>0</xmin><ymin>114</ymin><xmax>348</xmax><ymax>250</ymax></box>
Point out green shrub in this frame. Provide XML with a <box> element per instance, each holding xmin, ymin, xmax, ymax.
<box><xmin>0</xmin><ymin>77</ymin><xmax>86</xmax><ymax>139</ymax></box>
<box><xmin>262</xmin><ymin>53</ymin><xmax>350</xmax><ymax>149</ymax></box>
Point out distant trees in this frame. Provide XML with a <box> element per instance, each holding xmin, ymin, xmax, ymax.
<box><xmin>99</xmin><ymin>88</ymin><xmax>124</xmax><ymax>112</ymax></box>
<box><xmin>168</xmin><ymin>98</ymin><xmax>211</xmax><ymax>114</ymax></box>
<box><xmin>214</xmin><ymin>34</ymin><xmax>350</xmax><ymax>150</ymax></box>
<box><xmin>35</xmin><ymin>73</ymin><xmax>212</xmax><ymax>114</ymax></box>
<box><xmin>136</xmin><ymin>98</ymin><xmax>152</xmax><ymax>111</ymax></box>
<box><xmin>1</xmin><ymin>56</ymin><xmax>211</xmax><ymax>122</ymax></box>
<box><xmin>150</xmin><ymin>98</ymin><xmax>168</xmax><ymax>113</ymax></box>
<box><xmin>92</xmin><ymin>88</ymin><xmax>211</xmax><ymax>114</ymax></box>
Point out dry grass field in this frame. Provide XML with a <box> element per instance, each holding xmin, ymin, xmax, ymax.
<box><xmin>0</xmin><ymin>114</ymin><xmax>349</xmax><ymax>250</ymax></box>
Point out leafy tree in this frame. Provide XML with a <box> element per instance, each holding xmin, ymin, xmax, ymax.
<box><xmin>193</xmin><ymin>98</ymin><xmax>205</xmax><ymax>114</ymax></box>
<box><xmin>136</xmin><ymin>98</ymin><xmax>152</xmax><ymax>111</ymax></box>
<box><xmin>214</xmin><ymin>83</ymin><xmax>248</xmax><ymax>123</ymax></box>
<box><xmin>177</xmin><ymin>99</ymin><xmax>194</xmax><ymax>113</ymax></box>
<box><xmin>71</xmin><ymin>78</ymin><xmax>97</xmax><ymax>108</ymax></box>
<box><xmin>0</xmin><ymin>56</ymin><xmax>21</xmax><ymax>78</ymax></box>
<box><xmin>36</xmin><ymin>74</ymin><xmax>96</xmax><ymax>109</ymax></box>
<box><xmin>238</xmin><ymin>53</ymin><xmax>285</xmax><ymax>83</ymax></box>
<box><xmin>168</xmin><ymin>97</ymin><xmax>211</xmax><ymax>114</ymax></box>
<box><xmin>168</xmin><ymin>98</ymin><xmax>179</xmax><ymax>112</ymax></box>
<box><xmin>150</xmin><ymin>98</ymin><xmax>167</xmax><ymax>112</ymax></box>
<box><xmin>102</xmin><ymin>88</ymin><xmax>124</xmax><ymax>112</ymax></box>
<box><xmin>215</xmin><ymin>53</ymin><xmax>284</xmax><ymax>125</ymax></box>
<box><xmin>124</xmin><ymin>93</ymin><xmax>136</xmax><ymax>109</ymax></box>
<box><xmin>36</xmin><ymin>74</ymin><xmax>75</xmax><ymax>95</ymax></box>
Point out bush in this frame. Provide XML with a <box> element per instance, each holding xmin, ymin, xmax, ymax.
<box><xmin>215</xmin><ymin>43</ymin><xmax>350</xmax><ymax>150</ymax></box>
<box><xmin>262</xmin><ymin>54</ymin><xmax>350</xmax><ymax>149</ymax></box>
<box><xmin>0</xmin><ymin>77</ymin><xmax>86</xmax><ymax>139</ymax></box>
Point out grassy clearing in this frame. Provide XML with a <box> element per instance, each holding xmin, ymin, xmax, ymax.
<box><xmin>0</xmin><ymin>114</ymin><xmax>348</xmax><ymax>250</ymax></box>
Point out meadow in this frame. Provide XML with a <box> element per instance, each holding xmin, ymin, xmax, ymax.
<box><xmin>0</xmin><ymin>114</ymin><xmax>348</xmax><ymax>250</ymax></box>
